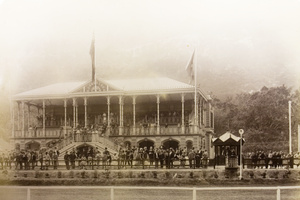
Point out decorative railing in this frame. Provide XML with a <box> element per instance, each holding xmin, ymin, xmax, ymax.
<box><xmin>14</xmin><ymin>125</ymin><xmax>199</xmax><ymax>141</ymax></box>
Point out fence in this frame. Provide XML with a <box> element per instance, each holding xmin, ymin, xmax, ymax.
<box><xmin>2</xmin><ymin>157</ymin><xmax>300</xmax><ymax>171</ymax></box>
<box><xmin>0</xmin><ymin>185</ymin><xmax>299</xmax><ymax>200</ymax></box>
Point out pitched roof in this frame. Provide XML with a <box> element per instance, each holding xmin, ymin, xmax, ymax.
<box><xmin>106</xmin><ymin>77</ymin><xmax>193</xmax><ymax>91</ymax></box>
<box><xmin>212</xmin><ymin>131</ymin><xmax>244</xmax><ymax>144</ymax></box>
<box><xmin>14</xmin><ymin>77</ymin><xmax>194</xmax><ymax>98</ymax></box>
<box><xmin>14</xmin><ymin>81</ymin><xmax>87</xmax><ymax>97</ymax></box>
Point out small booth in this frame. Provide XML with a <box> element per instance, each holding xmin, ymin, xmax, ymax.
<box><xmin>212</xmin><ymin>131</ymin><xmax>244</xmax><ymax>169</ymax></box>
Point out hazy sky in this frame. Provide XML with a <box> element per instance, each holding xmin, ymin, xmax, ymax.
<box><xmin>0</xmin><ymin>0</ymin><xmax>299</xmax><ymax>95</ymax></box>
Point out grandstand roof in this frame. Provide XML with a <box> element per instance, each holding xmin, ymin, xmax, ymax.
<box><xmin>105</xmin><ymin>77</ymin><xmax>193</xmax><ymax>91</ymax></box>
<box><xmin>14</xmin><ymin>77</ymin><xmax>195</xmax><ymax>99</ymax></box>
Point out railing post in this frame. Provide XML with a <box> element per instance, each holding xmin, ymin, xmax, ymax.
<box><xmin>277</xmin><ymin>187</ymin><xmax>281</xmax><ymax>200</ymax></box>
<box><xmin>193</xmin><ymin>187</ymin><xmax>196</xmax><ymax>200</ymax></box>
<box><xmin>27</xmin><ymin>188</ymin><xmax>31</xmax><ymax>200</ymax></box>
<box><xmin>111</xmin><ymin>187</ymin><xmax>114</xmax><ymax>200</ymax></box>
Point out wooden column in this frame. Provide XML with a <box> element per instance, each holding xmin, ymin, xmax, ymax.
<box><xmin>64</xmin><ymin>99</ymin><xmax>67</xmax><ymax>136</ymax></box>
<box><xmin>119</xmin><ymin>96</ymin><xmax>123</xmax><ymax>135</ymax></box>
<box><xmin>199</xmin><ymin>98</ymin><xmax>202</xmax><ymax>127</ymax></box>
<box><xmin>181</xmin><ymin>93</ymin><xmax>185</xmax><ymax>134</ymax></box>
<box><xmin>27</xmin><ymin>104</ymin><xmax>30</xmax><ymax>130</ymax></box>
<box><xmin>107</xmin><ymin>96</ymin><xmax>110</xmax><ymax>127</ymax></box>
<box><xmin>132</xmin><ymin>96</ymin><xmax>136</xmax><ymax>135</ymax></box>
<box><xmin>75</xmin><ymin>100</ymin><xmax>78</xmax><ymax>128</ymax></box>
<box><xmin>22</xmin><ymin>101</ymin><xmax>25</xmax><ymax>137</ymax></box>
<box><xmin>42</xmin><ymin>100</ymin><xmax>46</xmax><ymax>137</ymax></box>
<box><xmin>17</xmin><ymin>102</ymin><xmax>20</xmax><ymax>130</ymax></box>
<box><xmin>156</xmin><ymin>95</ymin><xmax>160</xmax><ymax>135</ymax></box>
<box><xmin>72</xmin><ymin>98</ymin><xmax>76</xmax><ymax>129</ymax></box>
<box><xmin>194</xmin><ymin>93</ymin><xmax>198</xmax><ymax>134</ymax></box>
<box><xmin>84</xmin><ymin>97</ymin><xmax>88</xmax><ymax>128</ymax></box>
<box><xmin>11</xmin><ymin>101</ymin><xmax>15</xmax><ymax>138</ymax></box>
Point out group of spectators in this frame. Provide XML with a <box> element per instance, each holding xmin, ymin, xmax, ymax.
<box><xmin>62</xmin><ymin>146</ymin><xmax>209</xmax><ymax>170</ymax></box>
<box><xmin>245</xmin><ymin>151</ymin><xmax>300</xmax><ymax>169</ymax></box>
<box><xmin>0</xmin><ymin>146</ymin><xmax>209</xmax><ymax>171</ymax></box>
<box><xmin>2</xmin><ymin>147</ymin><xmax>300</xmax><ymax>171</ymax></box>
<box><xmin>0</xmin><ymin>148</ymin><xmax>60</xmax><ymax>170</ymax></box>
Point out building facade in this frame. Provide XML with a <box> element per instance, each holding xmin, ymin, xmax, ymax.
<box><xmin>11</xmin><ymin>77</ymin><xmax>215</xmax><ymax>158</ymax></box>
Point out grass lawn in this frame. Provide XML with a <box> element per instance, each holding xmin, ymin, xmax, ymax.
<box><xmin>0</xmin><ymin>187</ymin><xmax>300</xmax><ymax>200</ymax></box>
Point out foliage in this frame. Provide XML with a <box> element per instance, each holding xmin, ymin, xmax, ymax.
<box><xmin>214</xmin><ymin>85</ymin><xmax>300</xmax><ymax>153</ymax></box>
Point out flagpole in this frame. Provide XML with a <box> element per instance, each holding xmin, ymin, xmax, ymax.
<box><xmin>289</xmin><ymin>100</ymin><xmax>292</xmax><ymax>154</ymax></box>
<box><xmin>94</xmin><ymin>33</ymin><xmax>96</xmax><ymax>80</ymax></box>
<box><xmin>194</xmin><ymin>47</ymin><xmax>197</xmax><ymax>128</ymax></box>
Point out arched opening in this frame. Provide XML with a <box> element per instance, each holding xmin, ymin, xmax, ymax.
<box><xmin>186</xmin><ymin>140</ymin><xmax>193</xmax><ymax>152</ymax></box>
<box><xmin>76</xmin><ymin>143</ymin><xmax>95</xmax><ymax>158</ymax></box>
<box><xmin>162</xmin><ymin>139</ymin><xmax>179</xmax><ymax>150</ymax></box>
<box><xmin>25</xmin><ymin>141</ymin><xmax>40</xmax><ymax>151</ymax></box>
<box><xmin>138</xmin><ymin>139</ymin><xmax>154</xmax><ymax>150</ymax></box>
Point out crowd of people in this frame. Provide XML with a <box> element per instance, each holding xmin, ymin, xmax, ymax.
<box><xmin>2</xmin><ymin>147</ymin><xmax>300</xmax><ymax>171</ymax></box>
<box><xmin>245</xmin><ymin>151</ymin><xmax>300</xmax><ymax>169</ymax></box>
<box><xmin>63</xmin><ymin>146</ymin><xmax>209</xmax><ymax>170</ymax></box>
<box><xmin>0</xmin><ymin>146</ymin><xmax>210</xmax><ymax>171</ymax></box>
<box><xmin>0</xmin><ymin>147</ymin><xmax>60</xmax><ymax>170</ymax></box>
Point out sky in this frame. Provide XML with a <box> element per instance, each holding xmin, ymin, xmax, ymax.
<box><xmin>0</xmin><ymin>0</ymin><xmax>299</xmax><ymax>96</ymax></box>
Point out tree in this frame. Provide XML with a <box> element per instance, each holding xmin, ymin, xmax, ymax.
<box><xmin>214</xmin><ymin>85</ymin><xmax>300</xmax><ymax>153</ymax></box>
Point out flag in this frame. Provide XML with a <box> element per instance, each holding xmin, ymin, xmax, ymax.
<box><xmin>185</xmin><ymin>50</ymin><xmax>195</xmax><ymax>84</ymax></box>
<box><xmin>90</xmin><ymin>34</ymin><xmax>95</xmax><ymax>81</ymax></box>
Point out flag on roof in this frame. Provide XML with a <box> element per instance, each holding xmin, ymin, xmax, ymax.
<box><xmin>185</xmin><ymin>50</ymin><xmax>195</xmax><ymax>84</ymax></box>
<box><xmin>90</xmin><ymin>34</ymin><xmax>95</xmax><ymax>81</ymax></box>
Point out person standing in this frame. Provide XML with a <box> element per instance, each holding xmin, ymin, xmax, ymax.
<box><xmin>64</xmin><ymin>151</ymin><xmax>70</xmax><ymax>170</ymax></box>
<box><xmin>148</xmin><ymin>146</ymin><xmax>154</xmax><ymax>167</ymax></box>
<box><xmin>53</xmin><ymin>152</ymin><xmax>58</xmax><ymax>170</ymax></box>
<box><xmin>31</xmin><ymin>151</ymin><xmax>37</xmax><ymax>170</ymax></box>
<box><xmin>158</xmin><ymin>149</ymin><xmax>165</xmax><ymax>168</ymax></box>
<box><xmin>38</xmin><ymin>152</ymin><xmax>44</xmax><ymax>170</ymax></box>
<box><xmin>69</xmin><ymin>151</ymin><xmax>76</xmax><ymax>169</ymax></box>
<box><xmin>154</xmin><ymin>148</ymin><xmax>159</xmax><ymax>169</ymax></box>
<box><xmin>44</xmin><ymin>152</ymin><xmax>51</xmax><ymax>170</ymax></box>
<box><xmin>188</xmin><ymin>149</ymin><xmax>195</xmax><ymax>169</ymax></box>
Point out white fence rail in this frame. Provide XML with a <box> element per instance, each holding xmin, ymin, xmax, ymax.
<box><xmin>1</xmin><ymin>186</ymin><xmax>300</xmax><ymax>200</ymax></box>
